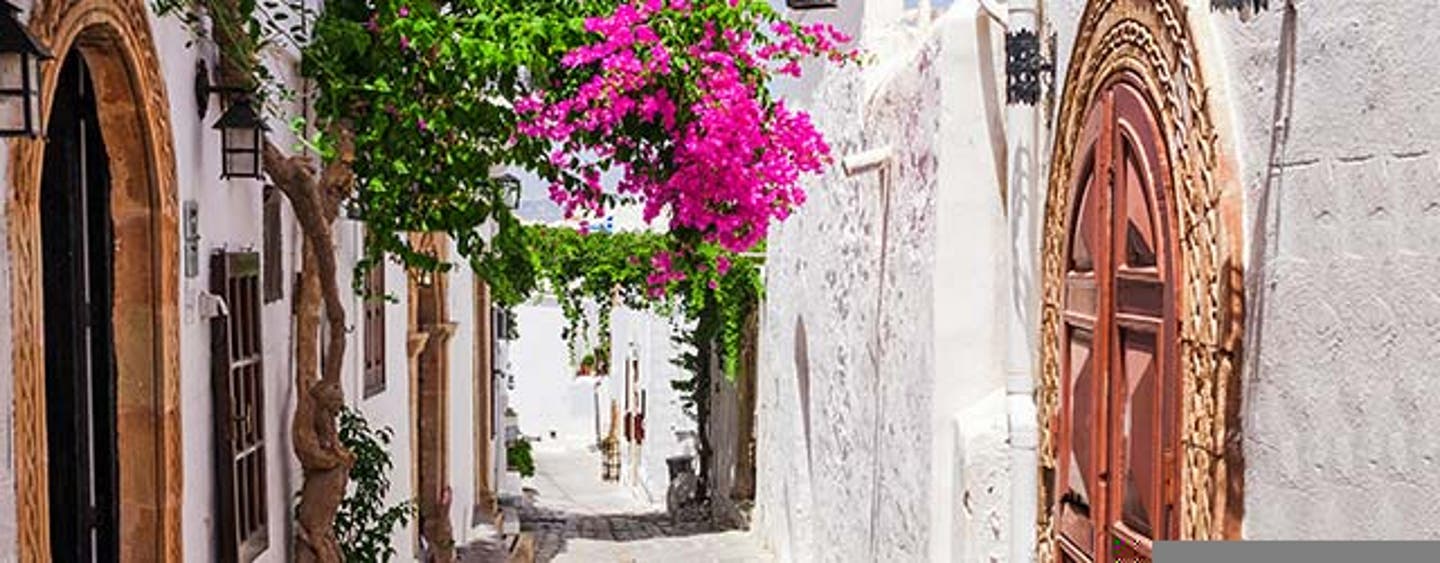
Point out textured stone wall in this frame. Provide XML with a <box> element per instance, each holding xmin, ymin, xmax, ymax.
<box><xmin>754</xmin><ymin>2</ymin><xmax>1017</xmax><ymax>560</ymax></box>
<box><xmin>754</xmin><ymin>43</ymin><xmax>935</xmax><ymax>563</ymax></box>
<box><xmin>1213</xmin><ymin>1</ymin><xmax>1440</xmax><ymax>539</ymax></box>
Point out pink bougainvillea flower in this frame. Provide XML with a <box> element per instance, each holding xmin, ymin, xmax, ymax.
<box><xmin>518</xmin><ymin>0</ymin><xmax>858</xmax><ymax>296</ymax></box>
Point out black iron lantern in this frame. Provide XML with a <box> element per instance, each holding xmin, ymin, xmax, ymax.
<box><xmin>0</xmin><ymin>1</ymin><xmax>54</xmax><ymax>138</ymax></box>
<box><xmin>786</xmin><ymin>0</ymin><xmax>837</xmax><ymax>9</ymax></box>
<box><xmin>494</xmin><ymin>173</ymin><xmax>522</xmax><ymax>210</ymax></box>
<box><xmin>212</xmin><ymin>96</ymin><xmax>267</xmax><ymax>179</ymax></box>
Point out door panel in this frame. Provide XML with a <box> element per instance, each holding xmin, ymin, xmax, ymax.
<box><xmin>1054</xmin><ymin>77</ymin><xmax>1176</xmax><ymax>563</ymax></box>
<box><xmin>41</xmin><ymin>52</ymin><xmax>119</xmax><ymax>563</ymax></box>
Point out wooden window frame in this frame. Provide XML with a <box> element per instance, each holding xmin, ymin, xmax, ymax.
<box><xmin>262</xmin><ymin>186</ymin><xmax>283</xmax><ymax>303</ymax></box>
<box><xmin>210</xmin><ymin>250</ymin><xmax>270</xmax><ymax>563</ymax></box>
<box><xmin>363</xmin><ymin>243</ymin><xmax>387</xmax><ymax>398</ymax></box>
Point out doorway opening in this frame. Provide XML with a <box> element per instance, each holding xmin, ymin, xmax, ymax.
<box><xmin>40</xmin><ymin>51</ymin><xmax>119</xmax><ymax>562</ymax></box>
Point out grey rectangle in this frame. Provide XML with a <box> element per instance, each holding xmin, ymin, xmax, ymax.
<box><xmin>1155</xmin><ymin>541</ymin><xmax>1440</xmax><ymax>563</ymax></box>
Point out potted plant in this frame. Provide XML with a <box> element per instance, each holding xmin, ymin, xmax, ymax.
<box><xmin>506</xmin><ymin>438</ymin><xmax>535</xmax><ymax>478</ymax></box>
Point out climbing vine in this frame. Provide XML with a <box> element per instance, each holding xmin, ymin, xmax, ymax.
<box><xmin>149</xmin><ymin>0</ymin><xmax>848</xmax><ymax>561</ymax></box>
<box><xmin>524</xmin><ymin>224</ymin><xmax>762</xmax><ymax>378</ymax></box>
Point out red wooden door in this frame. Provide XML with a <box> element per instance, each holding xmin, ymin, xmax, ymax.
<box><xmin>1054</xmin><ymin>77</ymin><xmax>1179</xmax><ymax>563</ymax></box>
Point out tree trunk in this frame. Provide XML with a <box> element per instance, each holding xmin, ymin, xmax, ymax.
<box><xmin>263</xmin><ymin>133</ymin><xmax>356</xmax><ymax>563</ymax></box>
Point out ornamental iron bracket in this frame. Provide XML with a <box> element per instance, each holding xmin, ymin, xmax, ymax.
<box><xmin>1006</xmin><ymin>28</ymin><xmax>1055</xmax><ymax>106</ymax></box>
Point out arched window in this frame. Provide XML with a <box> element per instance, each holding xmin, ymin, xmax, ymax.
<box><xmin>1054</xmin><ymin>76</ymin><xmax>1179</xmax><ymax>563</ymax></box>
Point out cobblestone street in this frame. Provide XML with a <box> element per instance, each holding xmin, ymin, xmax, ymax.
<box><xmin>462</xmin><ymin>441</ymin><xmax>772</xmax><ymax>562</ymax></box>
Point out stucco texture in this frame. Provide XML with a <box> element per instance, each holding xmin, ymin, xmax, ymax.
<box><xmin>1213</xmin><ymin>1</ymin><xmax>1440</xmax><ymax>539</ymax></box>
<box><xmin>755</xmin><ymin>19</ymin><xmax>940</xmax><ymax>563</ymax></box>
<box><xmin>755</xmin><ymin>3</ymin><xmax>1017</xmax><ymax>561</ymax></box>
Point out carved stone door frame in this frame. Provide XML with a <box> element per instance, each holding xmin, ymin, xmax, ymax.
<box><xmin>8</xmin><ymin>1</ymin><xmax>184</xmax><ymax>559</ymax></box>
<box><xmin>1037</xmin><ymin>1</ymin><xmax>1247</xmax><ymax>559</ymax></box>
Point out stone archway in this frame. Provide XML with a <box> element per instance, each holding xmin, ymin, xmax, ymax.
<box><xmin>7</xmin><ymin>0</ymin><xmax>182</xmax><ymax>560</ymax></box>
<box><xmin>1036</xmin><ymin>0</ymin><xmax>1245</xmax><ymax>559</ymax></box>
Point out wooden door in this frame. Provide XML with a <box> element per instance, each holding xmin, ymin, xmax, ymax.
<box><xmin>40</xmin><ymin>52</ymin><xmax>119</xmax><ymax>563</ymax></box>
<box><xmin>1054</xmin><ymin>77</ymin><xmax>1179</xmax><ymax>563</ymax></box>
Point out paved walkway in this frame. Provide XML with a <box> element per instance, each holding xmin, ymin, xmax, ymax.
<box><xmin>463</xmin><ymin>440</ymin><xmax>773</xmax><ymax>562</ymax></box>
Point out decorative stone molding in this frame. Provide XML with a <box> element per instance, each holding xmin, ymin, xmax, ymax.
<box><xmin>1036</xmin><ymin>0</ymin><xmax>1245</xmax><ymax>558</ymax></box>
<box><xmin>7</xmin><ymin>1</ymin><xmax>183</xmax><ymax>561</ymax></box>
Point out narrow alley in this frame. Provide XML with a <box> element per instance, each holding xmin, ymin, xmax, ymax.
<box><xmin>464</xmin><ymin>441</ymin><xmax>772</xmax><ymax>562</ymax></box>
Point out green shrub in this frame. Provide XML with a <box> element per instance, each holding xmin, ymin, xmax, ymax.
<box><xmin>335</xmin><ymin>407</ymin><xmax>414</xmax><ymax>563</ymax></box>
<box><xmin>507</xmin><ymin>438</ymin><xmax>535</xmax><ymax>478</ymax></box>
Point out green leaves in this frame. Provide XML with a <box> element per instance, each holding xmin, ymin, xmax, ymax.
<box><xmin>334</xmin><ymin>407</ymin><xmax>414</xmax><ymax>563</ymax></box>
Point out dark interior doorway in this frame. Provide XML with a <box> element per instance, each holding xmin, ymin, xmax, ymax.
<box><xmin>41</xmin><ymin>51</ymin><xmax>120</xmax><ymax>562</ymax></box>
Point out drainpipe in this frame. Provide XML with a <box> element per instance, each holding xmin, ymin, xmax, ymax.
<box><xmin>1004</xmin><ymin>1</ymin><xmax>1041</xmax><ymax>562</ymax></box>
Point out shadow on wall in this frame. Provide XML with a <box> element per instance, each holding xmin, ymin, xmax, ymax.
<box><xmin>794</xmin><ymin>314</ymin><xmax>812</xmax><ymax>474</ymax></box>
<box><xmin>1240</xmin><ymin>1</ymin><xmax>1297</xmax><ymax>539</ymax></box>
<box><xmin>1243</xmin><ymin>1</ymin><xmax>1297</xmax><ymax>388</ymax></box>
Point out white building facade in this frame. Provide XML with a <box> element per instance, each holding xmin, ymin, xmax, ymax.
<box><xmin>0</xmin><ymin>0</ymin><xmax>509</xmax><ymax>560</ymax></box>
<box><xmin>757</xmin><ymin>0</ymin><xmax>1440</xmax><ymax>561</ymax></box>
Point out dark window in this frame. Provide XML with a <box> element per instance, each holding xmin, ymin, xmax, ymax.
<box><xmin>210</xmin><ymin>251</ymin><xmax>270</xmax><ymax>562</ymax></box>
<box><xmin>262</xmin><ymin>187</ymin><xmax>283</xmax><ymax>302</ymax></box>
<box><xmin>363</xmin><ymin>243</ymin><xmax>387</xmax><ymax>397</ymax></box>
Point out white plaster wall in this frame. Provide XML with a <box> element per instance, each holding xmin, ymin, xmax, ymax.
<box><xmin>153</xmin><ymin>6</ymin><xmax>332</xmax><ymax>556</ymax></box>
<box><xmin>510</xmin><ymin>298</ymin><xmax>607</xmax><ymax>445</ymax></box>
<box><xmin>609</xmin><ymin>306</ymin><xmax>695</xmax><ymax>504</ymax></box>
<box><xmin>755</xmin><ymin>1</ymin><xmax>1013</xmax><ymax>561</ymax></box>
<box><xmin>1211</xmin><ymin>0</ymin><xmax>1440</xmax><ymax>540</ymax></box>
<box><xmin>355</xmin><ymin>251</ymin><xmax>420</xmax><ymax>561</ymax></box>
<box><xmin>445</xmin><ymin>263</ymin><xmax>481</xmax><ymax>539</ymax></box>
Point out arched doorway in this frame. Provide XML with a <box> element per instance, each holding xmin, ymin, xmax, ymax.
<box><xmin>39</xmin><ymin>50</ymin><xmax>120</xmax><ymax>562</ymax></box>
<box><xmin>9</xmin><ymin>1</ymin><xmax>184</xmax><ymax>559</ymax></box>
<box><xmin>1053</xmin><ymin>76</ymin><xmax>1178</xmax><ymax>563</ymax></box>
<box><xmin>1037</xmin><ymin>1</ymin><xmax>1246</xmax><ymax>560</ymax></box>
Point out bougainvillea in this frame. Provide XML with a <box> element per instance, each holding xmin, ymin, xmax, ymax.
<box><xmin>518</xmin><ymin>0</ymin><xmax>858</xmax><ymax>291</ymax></box>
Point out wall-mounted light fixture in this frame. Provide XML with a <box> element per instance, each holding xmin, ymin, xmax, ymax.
<box><xmin>0</xmin><ymin>1</ymin><xmax>53</xmax><ymax>138</ymax></box>
<box><xmin>1005</xmin><ymin>29</ymin><xmax>1054</xmax><ymax>106</ymax></box>
<box><xmin>492</xmin><ymin>173</ymin><xmax>523</xmax><ymax>210</ymax></box>
<box><xmin>196</xmin><ymin>61</ymin><xmax>267</xmax><ymax>179</ymax></box>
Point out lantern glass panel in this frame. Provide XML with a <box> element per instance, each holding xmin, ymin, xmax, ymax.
<box><xmin>224</xmin><ymin>125</ymin><xmax>260</xmax><ymax>177</ymax></box>
<box><xmin>26</xmin><ymin>53</ymin><xmax>39</xmax><ymax>132</ymax></box>
<box><xmin>0</xmin><ymin>51</ymin><xmax>25</xmax><ymax>133</ymax></box>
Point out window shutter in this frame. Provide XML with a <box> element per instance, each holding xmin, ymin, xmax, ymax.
<box><xmin>262</xmin><ymin>187</ymin><xmax>283</xmax><ymax>303</ymax></box>
<box><xmin>210</xmin><ymin>250</ymin><xmax>270</xmax><ymax>563</ymax></box>
<box><xmin>363</xmin><ymin>240</ymin><xmax>387</xmax><ymax>397</ymax></box>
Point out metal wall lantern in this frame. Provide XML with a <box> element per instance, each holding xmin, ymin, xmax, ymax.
<box><xmin>0</xmin><ymin>1</ymin><xmax>54</xmax><ymax>138</ymax></box>
<box><xmin>196</xmin><ymin>61</ymin><xmax>267</xmax><ymax>179</ymax></box>
<box><xmin>786</xmin><ymin>0</ymin><xmax>837</xmax><ymax>10</ymax></box>
<box><xmin>493</xmin><ymin>173</ymin><xmax>522</xmax><ymax>210</ymax></box>
<box><xmin>212</xmin><ymin>96</ymin><xmax>267</xmax><ymax>179</ymax></box>
<box><xmin>1005</xmin><ymin>29</ymin><xmax>1055</xmax><ymax>106</ymax></box>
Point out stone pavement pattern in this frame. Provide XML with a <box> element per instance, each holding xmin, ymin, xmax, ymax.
<box><xmin>460</xmin><ymin>441</ymin><xmax>773</xmax><ymax>562</ymax></box>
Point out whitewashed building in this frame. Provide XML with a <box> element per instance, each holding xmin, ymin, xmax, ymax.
<box><xmin>0</xmin><ymin>0</ymin><xmax>511</xmax><ymax>560</ymax></box>
<box><xmin>757</xmin><ymin>0</ymin><xmax>1440</xmax><ymax>561</ymax></box>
